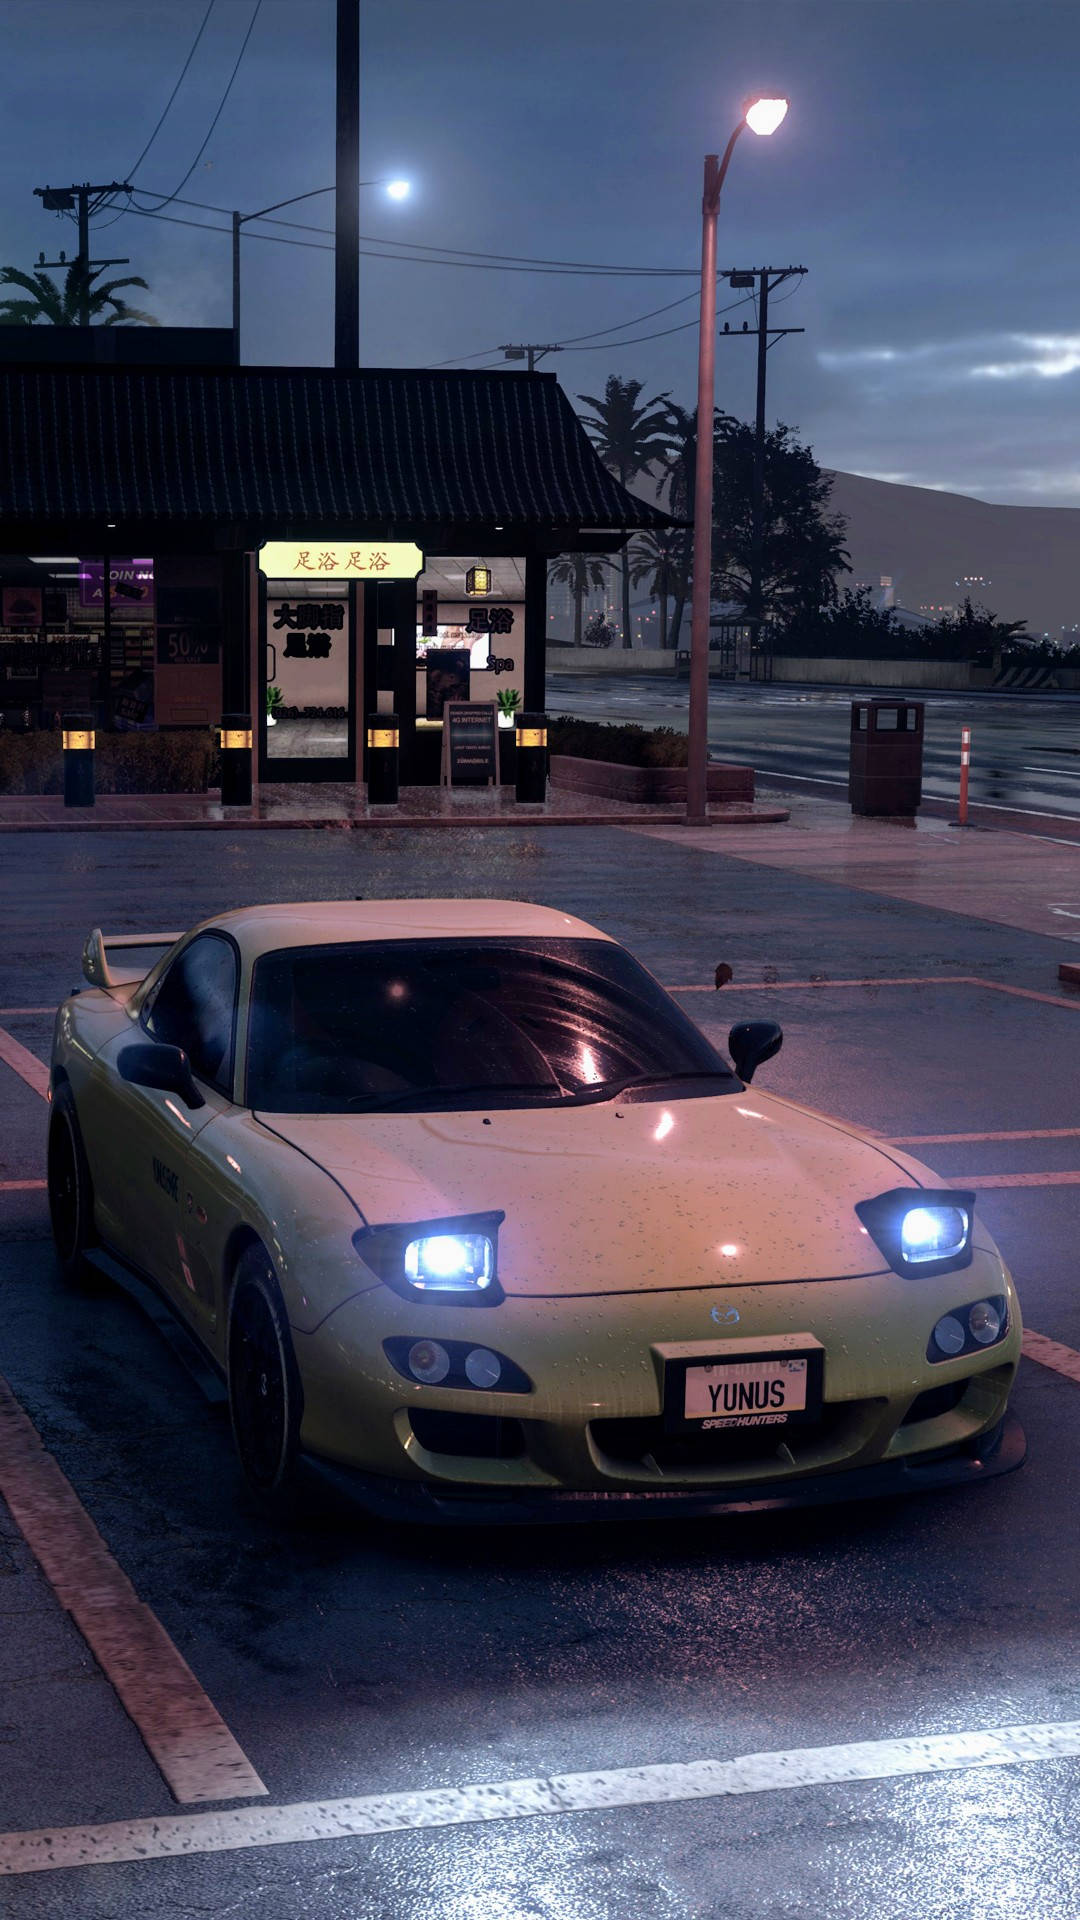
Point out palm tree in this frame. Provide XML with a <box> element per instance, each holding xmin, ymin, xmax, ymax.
<box><xmin>548</xmin><ymin>553</ymin><xmax>611</xmax><ymax>647</ymax></box>
<box><xmin>577</xmin><ymin>377</ymin><xmax>673</xmax><ymax>648</ymax></box>
<box><xmin>0</xmin><ymin>259</ymin><xmax>159</xmax><ymax>327</ymax></box>
<box><xmin>628</xmin><ymin>532</ymin><xmax>686</xmax><ymax>651</ymax></box>
<box><xmin>655</xmin><ymin>402</ymin><xmax>698</xmax><ymax>650</ymax></box>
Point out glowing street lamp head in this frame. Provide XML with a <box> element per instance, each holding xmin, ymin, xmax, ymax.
<box><xmin>386</xmin><ymin>178</ymin><xmax>411</xmax><ymax>200</ymax></box>
<box><xmin>744</xmin><ymin>97</ymin><xmax>788</xmax><ymax>136</ymax></box>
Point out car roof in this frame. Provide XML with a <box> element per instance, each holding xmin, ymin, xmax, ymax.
<box><xmin>205</xmin><ymin>899</ymin><xmax>615</xmax><ymax>959</ymax></box>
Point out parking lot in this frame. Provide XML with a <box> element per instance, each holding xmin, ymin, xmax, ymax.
<box><xmin>3</xmin><ymin>811</ymin><xmax>1080</xmax><ymax>1917</ymax></box>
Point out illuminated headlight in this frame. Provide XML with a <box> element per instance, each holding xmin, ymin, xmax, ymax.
<box><xmin>900</xmin><ymin>1205</ymin><xmax>970</xmax><ymax>1266</ymax></box>
<box><xmin>856</xmin><ymin>1187</ymin><xmax>976</xmax><ymax>1278</ymax></box>
<box><xmin>404</xmin><ymin>1233</ymin><xmax>494</xmax><ymax>1292</ymax></box>
<box><xmin>353</xmin><ymin>1209</ymin><xmax>505</xmax><ymax>1304</ymax></box>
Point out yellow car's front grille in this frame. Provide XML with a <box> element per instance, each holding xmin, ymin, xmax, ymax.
<box><xmin>588</xmin><ymin>1399</ymin><xmax>887</xmax><ymax>1484</ymax></box>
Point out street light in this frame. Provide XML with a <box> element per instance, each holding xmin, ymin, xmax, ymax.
<box><xmin>231</xmin><ymin>177</ymin><xmax>411</xmax><ymax>350</ymax></box>
<box><xmin>685</xmin><ymin>94</ymin><xmax>788</xmax><ymax>823</ymax></box>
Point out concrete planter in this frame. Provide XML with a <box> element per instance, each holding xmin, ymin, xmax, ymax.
<box><xmin>549</xmin><ymin>754</ymin><xmax>754</xmax><ymax>805</ymax></box>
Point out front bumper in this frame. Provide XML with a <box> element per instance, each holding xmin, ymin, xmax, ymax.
<box><xmin>315</xmin><ymin>1411</ymin><xmax>1025</xmax><ymax>1526</ymax></box>
<box><xmin>295</xmin><ymin>1252</ymin><xmax>1023</xmax><ymax>1508</ymax></box>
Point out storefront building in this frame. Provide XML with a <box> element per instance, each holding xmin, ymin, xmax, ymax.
<box><xmin>0</xmin><ymin>346</ymin><xmax>671</xmax><ymax>786</ymax></box>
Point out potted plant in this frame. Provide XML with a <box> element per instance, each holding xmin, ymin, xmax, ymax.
<box><xmin>266</xmin><ymin>683</ymin><xmax>283</xmax><ymax>728</ymax></box>
<box><xmin>496</xmin><ymin>688</ymin><xmax>520</xmax><ymax>786</ymax></box>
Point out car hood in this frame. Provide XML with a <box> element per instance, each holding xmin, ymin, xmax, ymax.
<box><xmin>260</xmin><ymin>1091</ymin><xmax>919</xmax><ymax>1296</ymax></box>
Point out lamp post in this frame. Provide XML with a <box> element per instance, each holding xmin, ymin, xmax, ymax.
<box><xmin>230</xmin><ymin>177</ymin><xmax>410</xmax><ymax>357</ymax></box>
<box><xmin>685</xmin><ymin>95</ymin><xmax>787</xmax><ymax>823</ymax></box>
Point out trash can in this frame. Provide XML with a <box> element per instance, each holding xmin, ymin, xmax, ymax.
<box><xmin>849</xmin><ymin>700</ymin><xmax>924</xmax><ymax>815</ymax></box>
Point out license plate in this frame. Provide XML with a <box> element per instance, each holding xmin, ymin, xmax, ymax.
<box><xmin>679</xmin><ymin>1354</ymin><xmax>815</xmax><ymax>1429</ymax></box>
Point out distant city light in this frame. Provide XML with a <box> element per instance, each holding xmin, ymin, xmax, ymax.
<box><xmin>744</xmin><ymin>97</ymin><xmax>788</xmax><ymax>136</ymax></box>
<box><xmin>386</xmin><ymin>179</ymin><xmax>410</xmax><ymax>199</ymax></box>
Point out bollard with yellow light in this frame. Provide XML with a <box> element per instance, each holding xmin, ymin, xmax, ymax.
<box><xmin>62</xmin><ymin>711</ymin><xmax>95</xmax><ymax>808</ymax></box>
<box><xmin>366</xmin><ymin>712</ymin><xmax>399</xmax><ymax>805</ymax></box>
<box><xmin>515</xmin><ymin>710</ymin><xmax>547</xmax><ymax>804</ymax></box>
<box><xmin>218</xmin><ymin>712</ymin><xmax>253</xmax><ymax>807</ymax></box>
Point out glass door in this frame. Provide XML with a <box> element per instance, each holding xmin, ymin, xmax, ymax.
<box><xmin>259</xmin><ymin>579</ymin><xmax>356</xmax><ymax>782</ymax></box>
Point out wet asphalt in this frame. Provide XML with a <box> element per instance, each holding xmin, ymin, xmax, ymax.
<box><xmin>2</xmin><ymin>821</ymin><xmax>1080</xmax><ymax>1917</ymax></box>
<box><xmin>548</xmin><ymin>673</ymin><xmax>1080</xmax><ymax>822</ymax></box>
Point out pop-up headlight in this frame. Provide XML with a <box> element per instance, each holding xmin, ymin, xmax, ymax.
<box><xmin>856</xmin><ymin>1187</ymin><xmax>975</xmax><ymax>1279</ymax></box>
<box><xmin>405</xmin><ymin>1232</ymin><xmax>494</xmax><ymax>1292</ymax></box>
<box><xmin>353</xmin><ymin>1210</ymin><xmax>505</xmax><ymax>1304</ymax></box>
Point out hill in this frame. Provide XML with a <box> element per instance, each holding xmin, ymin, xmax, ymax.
<box><xmin>825</xmin><ymin>471</ymin><xmax>1080</xmax><ymax>640</ymax></box>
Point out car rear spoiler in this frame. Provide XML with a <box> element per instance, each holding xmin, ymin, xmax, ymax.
<box><xmin>81</xmin><ymin>928</ymin><xmax>182</xmax><ymax>991</ymax></box>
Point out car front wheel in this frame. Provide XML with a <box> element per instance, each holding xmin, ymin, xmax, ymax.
<box><xmin>227</xmin><ymin>1247</ymin><xmax>304</xmax><ymax>1505</ymax></box>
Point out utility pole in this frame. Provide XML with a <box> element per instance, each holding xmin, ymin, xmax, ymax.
<box><xmin>335</xmin><ymin>0</ymin><xmax>360</xmax><ymax>368</ymax></box>
<box><xmin>501</xmin><ymin>344</ymin><xmax>563</xmax><ymax>373</ymax></box>
<box><xmin>33</xmin><ymin>183</ymin><xmax>132</xmax><ymax>324</ymax></box>
<box><xmin>721</xmin><ymin>266</ymin><xmax>806</xmax><ymax>639</ymax></box>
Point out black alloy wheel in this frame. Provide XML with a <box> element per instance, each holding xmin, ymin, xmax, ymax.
<box><xmin>47</xmin><ymin>1084</ymin><xmax>98</xmax><ymax>1286</ymax></box>
<box><xmin>227</xmin><ymin>1249</ymin><xmax>303</xmax><ymax>1503</ymax></box>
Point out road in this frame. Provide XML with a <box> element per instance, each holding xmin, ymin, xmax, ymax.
<box><xmin>548</xmin><ymin>673</ymin><xmax>1080</xmax><ymax>823</ymax></box>
<box><xmin>3</xmin><ymin>819</ymin><xmax>1080</xmax><ymax>1917</ymax></box>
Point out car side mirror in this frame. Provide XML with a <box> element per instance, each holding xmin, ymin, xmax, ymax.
<box><xmin>118</xmin><ymin>1041</ymin><xmax>206</xmax><ymax>1110</ymax></box>
<box><xmin>727</xmin><ymin>1020</ymin><xmax>783</xmax><ymax>1084</ymax></box>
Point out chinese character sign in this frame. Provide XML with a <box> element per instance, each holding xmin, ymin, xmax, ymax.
<box><xmin>466</xmin><ymin>606</ymin><xmax>515</xmax><ymax>635</ymax></box>
<box><xmin>260</xmin><ymin>541</ymin><xmax>423</xmax><ymax>580</ymax></box>
<box><xmin>272</xmin><ymin>602</ymin><xmax>347</xmax><ymax>632</ymax></box>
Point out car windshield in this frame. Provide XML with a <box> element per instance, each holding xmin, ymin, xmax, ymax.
<box><xmin>246</xmin><ymin>937</ymin><xmax>735</xmax><ymax>1114</ymax></box>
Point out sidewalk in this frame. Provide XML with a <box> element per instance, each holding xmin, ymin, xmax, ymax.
<box><xmin>632</xmin><ymin>786</ymin><xmax>1080</xmax><ymax>947</ymax></box>
<box><xmin>0</xmin><ymin>784</ymin><xmax>788</xmax><ymax>832</ymax></box>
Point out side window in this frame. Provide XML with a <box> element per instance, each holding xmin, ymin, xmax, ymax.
<box><xmin>144</xmin><ymin>934</ymin><xmax>238</xmax><ymax>1094</ymax></box>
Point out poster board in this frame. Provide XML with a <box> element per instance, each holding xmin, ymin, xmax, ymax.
<box><xmin>441</xmin><ymin>701</ymin><xmax>497</xmax><ymax>787</ymax></box>
<box><xmin>425</xmin><ymin>648</ymin><xmax>471</xmax><ymax>719</ymax></box>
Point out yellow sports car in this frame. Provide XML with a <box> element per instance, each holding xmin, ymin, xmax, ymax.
<box><xmin>47</xmin><ymin>901</ymin><xmax>1024</xmax><ymax>1519</ymax></box>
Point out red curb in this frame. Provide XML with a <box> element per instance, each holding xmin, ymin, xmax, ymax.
<box><xmin>0</xmin><ymin>807</ymin><xmax>790</xmax><ymax>834</ymax></box>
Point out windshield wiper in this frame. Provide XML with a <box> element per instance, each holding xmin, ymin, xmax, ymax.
<box><xmin>587</xmin><ymin>1068</ymin><xmax>734</xmax><ymax>1101</ymax></box>
<box><xmin>346</xmin><ymin>1079</ymin><xmax>566</xmax><ymax>1112</ymax></box>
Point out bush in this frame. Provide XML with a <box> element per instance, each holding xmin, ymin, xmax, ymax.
<box><xmin>548</xmin><ymin>717</ymin><xmax>688</xmax><ymax>767</ymax></box>
<box><xmin>0</xmin><ymin>728</ymin><xmax>219</xmax><ymax>794</ymax></box>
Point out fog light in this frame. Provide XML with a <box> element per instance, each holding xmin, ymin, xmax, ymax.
<box><xmin>464</xmin><ymin>1347</ymin><xmax>502</xmax><ymax>1389</ymax></box>
<box><xmin>408</xmin><ymin>1339</ymin><xmax>450</xmax><ymax>1384</ymax></box>
<box><xmin>932</xmin><ymin>1314</ymin><xmax>966</xmax><ymax>1357</ymax></box>
<box><xmin>968</xmin><ymin>1299</ymin><xmax>1002</xmax><ymax>1346</ymax></box>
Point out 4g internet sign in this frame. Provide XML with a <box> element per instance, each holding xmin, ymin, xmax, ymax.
<box><xmin>259</xmin><ymin>542</ymin><xmax>424</xmax><ymax>580</ymax></box>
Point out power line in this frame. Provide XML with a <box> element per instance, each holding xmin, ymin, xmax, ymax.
<box><xmin>127</xmin><ymin>1</ymin><xmax>263</xmax><ymax>214</ymax></box>
<box><xmin>120</xmin><ymin>185</ymin><xmax>698</xmax><ymax>276</ymax></box>
<box><xmin>124</xmin><ymin>200</ymin><xmax>704</xmax><ymax>277</ymax></box>
<box><xmin>429</xmin><ymin>288</ymin><xmax>755</xmax><ymax>370</ymax></box>
<box><xmin>127</xmin><ymin>0</ymin><xmax>217</xmax><ymax>182</ymax></box>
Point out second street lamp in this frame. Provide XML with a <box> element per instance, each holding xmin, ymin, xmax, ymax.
<box><xmin>685</xmin><ymin>95</ymin><xmax>788</xmax><ymax>824</ymax></box>
<box><xmin>231</xmin><ymin>178</ymin><xmax>411</xmax><ymax>356</ymax></box>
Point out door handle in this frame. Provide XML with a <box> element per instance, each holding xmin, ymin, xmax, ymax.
<box><xmin>266</xmin><ymin>641</ymin><xmax>277</xmax><ymax>680</ymax></box>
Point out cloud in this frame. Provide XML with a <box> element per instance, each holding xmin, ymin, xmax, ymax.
<box><xmin>969</xmin><ymin>335</ymin><xmax>1080</xmax><ymax>380</ymax></box>
<box><xmin>819</xmin><ymin>332</ymin><xmax>1080</xmax><ymax>388</ymax></box>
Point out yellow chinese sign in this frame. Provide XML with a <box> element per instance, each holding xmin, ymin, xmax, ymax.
<box><xmin>259</xmin><ymin>541</ymin><xmax>424</xmax><ymax>580</ymax></box>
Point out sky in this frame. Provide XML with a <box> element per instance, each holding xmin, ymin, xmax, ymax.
<box><xmin>2</xmin><ymin>0</ymin><xmax>1079</xmax><ymax>508</ymax></box>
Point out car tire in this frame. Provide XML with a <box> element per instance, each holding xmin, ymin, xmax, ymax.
<box><xmin>227</xmin><ymin>1247</ymin><xmax>304</xmax><ymax>1506</ymax></box>
<box><xmin>47</xmin><ymin>1083</ymin><xmax>99</xmax><ymax>1288</ymax></box>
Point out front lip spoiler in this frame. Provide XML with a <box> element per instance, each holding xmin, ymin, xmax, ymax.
<box><xmin>311</xmin><ymin>1411</ymin><xmax>1025</xmax><ymax>1528</ymax></box>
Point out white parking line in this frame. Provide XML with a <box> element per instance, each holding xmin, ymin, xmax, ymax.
<box><xmin>4</xmin><ymin>1719</ymin><xmax>1080</xmax><ymax>1876</ymax></box>
<box><xmin>0</xmin><ymin>1025</ymin><xmax>49</xmax><ymax>1099</ymax></box>
<box><xmin>1021</xmin><ymin>1331</ymin><xmax>1080</xmax><ymax>1385</ymax></box>
<box><xmin>952</xmin><ymin>1171</ymin><xmax>1080</xmax><ymax>1188</ymax></box>
<box><xmin>891</xmin><ymin>1128</ymin><xmax>1080</xmax><ymax>1145</ymax></box>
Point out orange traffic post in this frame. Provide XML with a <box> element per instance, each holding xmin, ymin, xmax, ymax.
<box><xmin>958</xmin><ymin>724</ymin><xmax>972</xmax><ymax>825</ymax></box>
